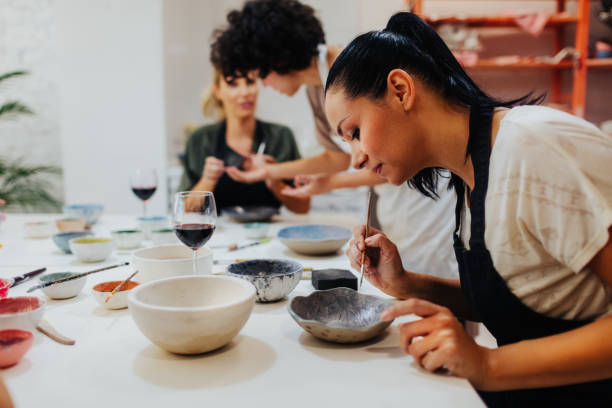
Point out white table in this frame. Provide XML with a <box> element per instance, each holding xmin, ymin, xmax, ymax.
<box><xmin>0</xmin><ymin>213</ymin><xmax>484</xmax><ymax>407</ymax></box>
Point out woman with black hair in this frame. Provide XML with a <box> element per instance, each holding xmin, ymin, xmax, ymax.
<box><xmin>328</xmin><ymin>11</ymin><xmax>612</xmax><ymax>407</ymax></box>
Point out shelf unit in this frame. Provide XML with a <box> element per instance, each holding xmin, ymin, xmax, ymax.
<box><xmin>406</xmin><ymin>0</ymin><xmax>612</xmax><ymax>117</ymax></box>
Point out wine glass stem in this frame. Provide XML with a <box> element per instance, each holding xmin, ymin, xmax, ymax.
<box><xmin>143</xmin><ymin>201</ymin><xmax>147</xmax><ymax>217</ymax></box>
<box><xmin>192</xmin><ymin>249</ymin><xmax>198</xmax><ymax>275</ymax></box>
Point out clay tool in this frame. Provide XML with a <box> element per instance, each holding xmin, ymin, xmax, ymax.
<box><xmin>360</xmin><ymin>191</ymin><xmax>373</xmax><ymax>289</ymax></box>
<box><xmin>37</xmin><ymin>319</ymin><xmax>75</xmax><ymax>346</ymax></box>
<box><xmin>26</xmin><ymin>262</ymin><xmax>129</xmax><ymax>293</ymax></box>
<box><xmin>105</xmin><ymin>270</ymin><xmax>138</xmax><ymax>303</ymax></box>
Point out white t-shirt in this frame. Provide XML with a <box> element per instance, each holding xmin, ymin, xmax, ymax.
<box><xmin>376</xmin><ymin>174</ymin><xmax>458</xmax><ymax>279</ymax></box>
<box><xmin>460</xmin><ymin>106</ymin><xmax>612</xmax><ymax>320</ymax></box>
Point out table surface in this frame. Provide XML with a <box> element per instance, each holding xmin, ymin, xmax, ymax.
<box><xmin>0</xmin><ymin>212</ymin><xmax>484</xmax><ymax>407</ymax></box>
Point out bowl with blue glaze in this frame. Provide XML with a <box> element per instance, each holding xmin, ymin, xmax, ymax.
<box><xmin>38</xmin><ymin>272</ymin><xmax>87</xmax><ymax>299</ymax></box>
<box><xmin>226</xmin><ymin>259</ymin><xmax>302</xmax><ymax>302</ymax></box>
<box><xmin>277</xmin><ymin>224</ymin><xmax>352</xmax><ymax>255</ymax></box>
<box><xmin>52</xmin><ymin>231</ymin><xmax>93</xmax><ymax>254</ymax></box>
<box><xmin>289</xmin><ymin>287</ymin><xmax>395</xmax><ymax>343</ymax></box>
<box><xmin>63</xmin><ymin>204</ymin><xmax>104</xmax><ymax>226</ymax></box>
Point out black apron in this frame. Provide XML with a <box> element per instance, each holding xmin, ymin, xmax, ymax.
<box><xmin>452</xmin><ymin>106</ymin><xmax>612</xmax><ymax>407</ymax></box>
<box><xmin>213</xmin><ymin>121</ymin><xmax>281</xmax><ymax>213</ymax></box>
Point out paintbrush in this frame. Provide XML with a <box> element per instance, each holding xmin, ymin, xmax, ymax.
<box><xmin>228</xmin><ymin>237</ymin><xmax>271</xmax><ymax>251</ymax></box>
<box><xmin>360</xmin><ymin>191</ymin><xmax>373</xmax><ymax>289</ymax></box>
<box><xmin>105</xmin><ymin>270</ymin><xmax>138</xmax><ymax>303</ymax></box>
<box><xmin>26</xmin><ymin>262</ymin><xmax>130</xmax><ymax>293</ymax></box>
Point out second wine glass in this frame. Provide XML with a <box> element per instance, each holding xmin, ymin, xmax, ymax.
<box><xmin>130</xmin><ymin>168</ymin><xmax>158</xmax><ymax>217</ymax></box>
<box><xmin>172</xmin><ymin>191</ymin><xmax>217</xmax><ymax>275</ymax></box>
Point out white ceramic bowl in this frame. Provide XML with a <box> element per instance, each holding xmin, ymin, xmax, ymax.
<box><xmin>92</xmin><ymin>280</ymin><xmax>140</xmax><ymax>310</ymax></box>
<box><xmin>137</xmin><ymin>216</ymin><xmax>169</xmax><ymax>239</ymax></box>
<box><xmin>38</xmin><ymin>272</ymin><xmax>86</xmax><ymax>300</ymax></box>
<box><xmin>243</xmin><ymin>223</ymin><xmax>270</xmax><ymax>239</ymax></box>
<box><xmin>111</xmin><ymin>230</ymin><xmax>144</xmax><ymax>249</ymax></box>
<box><xmin>24</xmin><ymin>221</ymin><xmax>56</xmax><ymax>239</ymax></box>
<box><xmin>277</xmin><ymin>224</ymin><xmax>352</xmax><ymax>255</ymax></box>
<box><xmin>150</xmin><ymin>228</ymin><xmax>179</xmax><ymax>245</ymax></box>
<box><xmin>0</xmin><ymin>297</ymin><xmax>45</xmax><ymax>331</ymax></box>
<box><xmin>132</xmin><ymin>245</ymin><xmax>213</xmax><ymax>283</ymax></box>
<box><xmin>128</xmin><ymin>275</ymin><xmax>256</xmax><ymax>354</ymax></box>
<box><xmin>69</xmin><ymin>237</ymin><xmax>114</xmax><ymax>262</ymax></box>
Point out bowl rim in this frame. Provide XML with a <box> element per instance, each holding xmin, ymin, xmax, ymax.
<box><xmin>287</xmin><ymin>287</ymin><xmax>395</xmax><ymax>332</ymax></box>
<box><xmin>53</xmin><ymin>230</ymin><xmax>92</xmax><ymax>238</ymax></box>
<box><xmin>128</xmin><ymin>275</ymin><xmax>255</xmax><ymax>312</ymax></box>
<box><xmin>111</xmin><ymin>229</ymin><xmax>143</xmax><ymax>235</ymax></box>
<box><xmin>277</xmin><ymin>224</ymin><xmax>352</xmax><ymax>242</ymax></box>
<box><xmin>226</xmin><ymin>258</ymin><xmax>303</xmax><ymax>277</ymax></box>
<box><xmin>0</xmin><ymin>328</ymin><xmax>34</xmax><ymax>341</ymax></box>
<box><xmin>38</xmin><ymin>272</ymin><xmax>84</xmax><ymax>283</ymax></box>
<box><xmin>132</xmin><ymin>244</ymin><xmax>211</xmax><ymax>263</ymax></box>
<box><xmin>63</xmin><ymin>204</ymin><xmax>104</xmax><ymax>210</ymax></box>
<box><xmin>68</xmin><ymin>237</ymin><xmax>114</xmax><ymax>245</ymax></box>
<box><xmin>0</xmin><ymin>296</ymin><xmax>46</xmax><ymax>318</ymax></box>
<box><xmin>92</xmin><ymin>280</ymin><xmax>140</xmax><ymax>294</ymax></box>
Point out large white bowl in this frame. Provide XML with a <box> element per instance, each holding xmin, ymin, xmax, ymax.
<box><xmin>128</xmin><ymin>275</ymin><xmax>256</xmax><ymax>354</ymax></box>
<box><xmin>132</xmin><ymin>245</ymin><xmax>213</xmax><ymax>283</ymax></box>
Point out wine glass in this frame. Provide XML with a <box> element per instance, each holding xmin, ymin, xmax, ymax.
<box><xmin>130</xmin><ymin>169</ymin><xmax>158</xmax><ymax>217</ymax></box>
<box><xmin>172</xmin><ymin>191</ymin><xmax>217</xmax><ymax>274</ymax></box>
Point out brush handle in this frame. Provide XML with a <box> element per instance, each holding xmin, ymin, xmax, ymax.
<box><xmin>27</xmin><ymin>262</ymin><xmax>129</xmax><ymax>293</ymax></box>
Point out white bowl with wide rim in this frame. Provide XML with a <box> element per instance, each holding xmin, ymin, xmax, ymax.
<box><xmin>0</xmin><ymin>297</ymin><xmax>45</xmax><ymax>331</ymax></box>
<box><xmin>132</xmin><ymin>245</ymin><xmax>213</xmax><ymax>283</ymax></box>
<box><xmin>128</xmin><ymin>275</ymin><xmax>256</xmax><ymax>354</ymax></box>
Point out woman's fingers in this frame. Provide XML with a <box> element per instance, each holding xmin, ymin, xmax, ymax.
<box><xmin>381</xmin><ymin>298</ymin><xmax>446</xmax><ymax>321</ymax></box>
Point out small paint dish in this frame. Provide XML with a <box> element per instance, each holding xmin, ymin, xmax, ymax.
<box><xmin>137</xmin><ymin>216</ymin><xmax>169</xmax><ymax>239</ymax></box>
<box><xmin>52</xmin><ymin>231</ymin><xmax>93</xmax><ymax>254</ymax></box>
<box><xmin>0</xmin><ymin>329</ymin><xmax>34</xmax><ymax>368</ymax></box>
<box><xmin>24</xmin><ymin>221</ymin><xmax>55</xmax><ymax>239</ymax></box>
<box><xmin>0</xmin><ymin>279</ymin><xmax>13</xmax><ymax>299</ymax></box>
<box><xmin>56</xmin><ymin>217</ymin><xmax>87</xmax><ymax>232</ymax></box>
<box><xmin>0</xmin><ymin>297</ymin><xmax>45</xmax><ymax>331</ymax></box>
<box><xmin>151</xmin><ymin>228</ymin><xmax>178</xmax><ymax>245</ymax></box>
<box><xmin>92</xmin><ymin>280</ymin><xmax>140</xmax><ymax>310</ymax></box>
<box><xmin>38</xmin><ymin>272</ymin><xmax>86</xmax><ymax>300</ymax></box>
<box><xmin>69</xmin><ymin>237</ymin><xmax>114</xmax><ymax>262</ymax></box>
<box><xmin>243</xmin><ymin>222</ymin><xmax>269</xmax><ymax>239</ymax></box>
<box><xmin>111</xmin><ymin>229</ymin><xmax>144</xmax><ymax>249</ymax></box>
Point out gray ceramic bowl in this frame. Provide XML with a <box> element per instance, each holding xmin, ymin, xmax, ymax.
<box><xmin>226</xmin><ymin>259</ymin><xmax>302</xmax><ymax>302</ymax></box>
<box><xmin>288</xmin><ymin>287</ymin><xmax>395</xmax><ymax>343</ymax></box>
<box><xmin>52</xmin><ymin>231</ymin><xmax>93</xmax><ymax>254</ymax></box>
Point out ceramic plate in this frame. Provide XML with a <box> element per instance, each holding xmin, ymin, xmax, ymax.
<box><xmin>277</xmin><ymin>224</ymin><xmax>352</xmax><ymax>255</ymax></box>
<box><xmin>288</xmin><ymin>287</ymin><xmax>394</xmax><ymax>343</ymax></box>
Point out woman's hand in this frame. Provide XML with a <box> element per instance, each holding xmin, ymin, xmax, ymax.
<box><xmin>226</xmin><ymin>154</ymin><xmax>273</xmax><ymax>184</ymax></box>
<box><xmin>202</xmin><ymin>157</ymin><xmax>225</xmax><ymax>185</ymax></box>
<box><xmin>346</xmin><ymin>225</ymin><xmax>406</xmax><ymax>297</ymax></box>
<box><xmin>382</xmin><ymin>298</ymin><xmax>491</xmax><ymax>387</ymax></box>
<box><xmin>281</xmin><ymin>174</ymin><xmax>332</xmax><ymax>198</ymax></box>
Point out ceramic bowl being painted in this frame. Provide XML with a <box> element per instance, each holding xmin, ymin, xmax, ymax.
<box><xmin>132</xmin><ymin>245</ymin><xmax>213</xmax><ymax>283</ymax></box>
<box><xmin>92</xmin><ymin>280</ymin><xmax>140</xmax><ymax>310</ymax></box>
<box><xmin>277</xmin><ymin>224</ymin><xmax>352</xmax><ymax>255</ymax></box>
<box><xmin>52</xmin><ymin>231</ymin><xmax>93</xmax><ymax>254</ymax></box>
<box><xmin>128</xmin><ymin>275</ymin><xmax>256</xmax><ymax>354</ymax></box>
<box><xmin>288</xmin><ymin>287</ymin><xmax>395</xmax><ymax>343</ymax></box>
<box><xmin>137</xmin><ymin>216</ymin><xmax>169</xmax><ymax>239</ymax></box>
<box><xmin>38</xmin><ymin>272</ymin><xmax>86</xmax><ymax>300</ymax></box>
<box><xmin>111</xmin><ymin>229</ymin><xmax>144</xmax><ymax>249</ymax></box>
<box><xmin>63</xmin><ymin>204</ymin><xmax>104</xmax><ymax>226</ymax></box>
<box><xmin>226</xmin><ymin>259</ymin><xmax>302</xmax><ymax>303</ymax></box>
<box><xmin>0</xmin><ymin>329</ymin><xmax>34</xmax><ymax>368</ymax></box>
<box><xmin>56</xmin><ymin>217</ymin><xmax>87</xmax><ymax>232</ymax></box>
<box><xmin>0</xmin><ymin>297</ymin><xmax>45</xmax><ymax>331</ymax></box>
<box><xmin>24</xmin><ymin>221</ymin><xmax>55</xmax><ymax>239</ymax></box>
<box><xmin>69</xmin><ymin>237</ymin><xmax>114</xmax><ymax>263</ymax></box>
<box><xmin>223</xmin><ymin>206</ymin><xmax>279</xmax><ymax>223</ymax></box>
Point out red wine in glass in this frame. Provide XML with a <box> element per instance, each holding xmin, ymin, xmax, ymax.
<box><xmin>130</xmin><ymin>169</ymin><xmax>158</xmax><ymax>217</ymax></box>
<box><xmin>132</xmin><ymin>186</ymin><xmax>157</xmax><ymax>201</ymax></box>
<box><xmin>174</xmin><ymin>223</ymin><xmax>216</xmax><ymax>249</ymax></box>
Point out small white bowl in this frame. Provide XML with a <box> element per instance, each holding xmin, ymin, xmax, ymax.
<box><xmin>132</xmin><ymin>245</ymin><xmax>213</xmax><ymax>283</ymax></box>
<box><xmin>151</xmin><ymin>228</ymin><xmax>179</xmax><ymax>245</ymax></box>
<box><xmin>38</xmin><ymin>272</ymin><xmax>86</xmax><ymax>300</ymax></box>
<box><xmin>91</xmin><ymin>280</ymin><xmax>140</xmax><ymax>310</ymax></box>
<box><xmin>128</xmin><ymin>275</ymin><xmax>255</xmax><ymax>354</ymax></box>
<box><xmin>0</xmin><ymin>297</ymin><xmax>45</xmax><ymax>331</ymax></box>
<box><xmin>243</xmin><ymin>223</ymin><xmax>270</xmax><ymax>239</ymax></box>
<box><xmin>69</xmin><ymin>237</ymin><xmax>114</xmax><ymax>262</ymax></box>
<box><xmin>24</xmin><ymin>221</ymin><xmax>55</xmax><ymax>239</ymax></box>
<box><xmin>137</xmin><ymin>216</ymin><xmax>169</xmax><ymax>239</ymax></box>
<box><xmin>111</xmin><ymin>230</ymin><xmax>144</xmax><ymax>249</ymax></box>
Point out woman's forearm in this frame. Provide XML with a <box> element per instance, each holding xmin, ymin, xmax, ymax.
<box><xmin>267</xmin><ymin>180</ymin><xmax>310</xmax><ymax>214</ymax></box>
<box><xmin>328</xmin><ymin>170</ymin><xmax>387</xmax><ymax>190</ymax></box>
<box><xmin>480</xmin><ymin>315</ymin><xmax>612</xmax><ymax>390</ymax></box>
<box><xmin>267</xmin><ymin>150</ymin><xmax>350</xmax><ymax>179</ymax></box>
<box><xmin>191</xmin><ymin>178</ymin><xmax>217</xmax><ymax>193</ymax></box>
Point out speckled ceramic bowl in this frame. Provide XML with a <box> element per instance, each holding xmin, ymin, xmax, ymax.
<box><xmin>288</xmin><ymin>287</ymin><xmax>395</xmax><ymax>343</ymax></box>
<box><xmin>277</xmin><ymin>224</ymin><xmax>352</xmax><ymax>255</ymax></box>
<box><xmin>226</xmin><ymin>259</ymin><xmax>302</xmax><ymax>302</ymax></box>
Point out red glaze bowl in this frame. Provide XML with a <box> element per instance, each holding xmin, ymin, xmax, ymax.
<box><xmin>0</xmin><ymin>279</ymin><xmax>13</xmax><ymax>299</ymax></box>
<box><xmin>0</xmin><ymin>329</ymin><xmax>33</xmax><ymax>368</ymax></box>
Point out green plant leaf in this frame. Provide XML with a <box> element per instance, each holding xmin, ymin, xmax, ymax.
<box><xmin>0</xmin><ymin>71</ymin><xmax>28</xmax><ymax>83</ymax></box>
<box><xmin>0</xmin><ymin>101</ymin><xmax>34</xmax><ymax>117</ymax></box>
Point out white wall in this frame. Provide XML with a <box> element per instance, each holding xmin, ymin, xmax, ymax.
<box><xmin>54</xmin><ymin>0</ymin><xmax>167</xmax><ymax>215</ymax></box>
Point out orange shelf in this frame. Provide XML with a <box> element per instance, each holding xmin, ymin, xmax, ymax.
<box><xmin>586</xmin><ymin>58</ymin><xmax>612</xmax><ymax>68</ymax></box>
<box><xmin>422</xmin><ymin>13</ymin><xmax>578</xmax><ymax>27</ymax></box>
<box><xmin>469</xmin><ymin>58</ymin><xmax>573</xmax><ymax>69</ymax></box>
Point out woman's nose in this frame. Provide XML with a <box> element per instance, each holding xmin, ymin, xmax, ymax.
<box><xmin>350</xmin><ymin>144</ymin><xmax>367</xmax><ymax>170</ymax></box>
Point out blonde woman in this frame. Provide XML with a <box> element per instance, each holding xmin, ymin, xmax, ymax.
<box><xmin>178</xmin><ymin>69</ymin><xmax>309</xmax><ymax>214</ymax></box>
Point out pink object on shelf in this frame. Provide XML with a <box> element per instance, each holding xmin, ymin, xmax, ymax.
<box><xmin>0</xmin><ymin>329</ymin><xmax>33</xmax><ymax>368</ymax></box>
<box><xmin>0</xmin><ymin>279</ymin><xmax>12</xmax><ymax>299</ymax></box>
<box><xmin>453</xmin><ymin>50</ymin><xmax>480</xmax><ymax>67</ymax></box>
<box><xmin>510</xmin><ymin>11</ymin><xmax>551</xmax><ymax>37</ymax></box>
